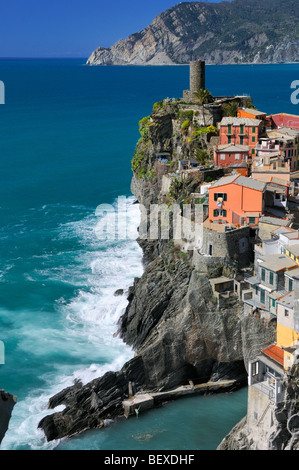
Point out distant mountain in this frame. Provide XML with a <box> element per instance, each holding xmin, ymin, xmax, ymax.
<box><xmin>86</xmin><ymin>0</ymin><xmax>299</xmax><ymax>65</ymax></box>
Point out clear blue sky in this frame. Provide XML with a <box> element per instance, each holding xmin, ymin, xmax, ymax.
<box><xmin>0</xmin><ymin>0</ymin><xmax>226</xmax><ymax>58</ymax></box>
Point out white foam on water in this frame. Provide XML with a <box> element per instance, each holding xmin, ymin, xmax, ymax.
<box><xmin>1</xmin><ymin>196</ymin><xmax>144</xmax><ymax>450</ymax></box>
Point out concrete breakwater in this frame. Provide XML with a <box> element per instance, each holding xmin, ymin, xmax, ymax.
<box><xmin>123</xmin><ymin>380</ymin><xmax>239</xmax><ymax>418</ymax></box>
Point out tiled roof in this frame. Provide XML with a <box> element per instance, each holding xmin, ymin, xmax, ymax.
<box><xmin>220</xmin><ymin>116</ymin><xmax>262</xmax><ymax>126</ymax></box>
<box><xmin>240</xmin><ymin>108</ymin><xmax>267</xmax><ymax>116</ymax></box>
<box><xmin>211</xmin><ymin>174</ymin><xmax>265</xmax><ymax>191</ymax></box>
<box><xmin>216</xmin><ymin>144</ymin><xmax>250</xmax><ymax>152</ymax></box>
<box><xmin>259</xmin><ymin>253</ymin><xmax>297</xmax><ymax>272</ymax></box>
<box><xmin>229</xmin><ymin>163</ymin><xmax>248</xmax><ymax>167</ymax></box>
<box><xmin>234</xmin><ymin>175</ymin><xmax>266</xmax><ymax>191</ymax></box>
<box><xmin>268</xmin><ymin>127</ymin><xmax>299</xmax><ymax>139</ymax></box>
<box><xmin>210</xmin><ymin>174</ymin><xmax>239</xmax><ymax>187</ymax></box>
<box><xmin>262</xmin><ymin>344</ymin><xmax>284</xmax><ymax>366</ymax></box>
<box><xmin>276</xmin><ymin>290</ymin><xmax>294</xmax><ymax>308</ymax></box>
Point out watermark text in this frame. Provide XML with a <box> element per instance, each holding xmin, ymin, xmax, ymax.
<box><xmin>291</xmin><ymin>80</ymin><xmax>299</xmax><ymax>105</ymax></box>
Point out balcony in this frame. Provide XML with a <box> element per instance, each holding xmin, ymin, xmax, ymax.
<box><xmin>242</xmin><ymin>294</ymin><xmax>268</xmax><ymax>310</ymax></box>
<box><xmin>255</xmin><ymin>144</ymin><xmax>280</xmax><ymax>152</ymax></box>
<box><xmin>243</xmin><ymin>273</ymin><xmax>260</xmax><ymax>285</ymax></box>
<box><xmin>251</xmin><ymin>373</ymin><xmax>285</xmax><ymax>404</ymax></box>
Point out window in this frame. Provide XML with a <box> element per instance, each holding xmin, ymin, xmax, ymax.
<box><xmin>269</xmin><ymin>271</ymin><xmax>274</xmax><ymax>285</ymax></box>
<box><xmin>249</xmin><ymin>217</ymin><xmax>255</xmax><ymax>224</ymax></box>
<box><xmin>240</xmin><ymin>136</ymin><xmax>244</xmax><ymax>145</ymax></box>
<box><xmin>213</xmin><ymin>209</ymin><xmax>227</xmax><ymax>217</ymax></box>
<box><xmin>252</xmin><ymin>127</ymin><xmax>256</xmax><ymax>133</ymax></box>
<box><xmin>261</xmin><ymin>268</ymin><xmax>265</xmax><ymax>281</ymax></box>
<box><xmin>220</xmin><ymin>154</ymin><xmax>225</xmax><ymax>161</ymax></box>
<box><xmin>260</xmin><ymin>289</ymin><xmax>265</xmax><ymax>304</ymax></box>
<box><xmin>235</xmin><ymin>153</ymin><xmax>240</xmax><ymax>160</ymax></box>
<box><xmin>240</xmin><ymin>125</ymin><xmax>244</xmax><ymax>134</ymax></box>
<box><xmin>228</xmin><ymin>124</ymin><xmax>232</xmax><ymax>134</ymax></box>
<box><xmin>289</xmin><ymin>278</ymin><xmax>293</xmax><ymax>292</ymax></box>
<box><xmin>272</xmin><ymin>299</ymin><xmax>275</xmax><ymax>308</ymax></box>
<box><xmin>214</xmin><ymin>193</ymin><xmax>227</xmax><ymax>201</ymax></box>
<box><xmin>284</xmin><ymin>309</ymin><xmax>289</xmax><ymax>317</ymax></box>
<box><xmin>252</xmin><ymin>136</ymin><xmax>256</xmax><ymax>142</ymax></box>
<box><xmin>228</xmin><ymin>136</ymin><xmax>231</xmax><ymax>144</ymax></box>
<box><xmin>251</xmin><ymin>149</ymin><xmax>255</xmax><ymax>155</ymax></box>
<box><xmin>252</xmin><ymin>361</ymin><xmax>259</xmax><ymax>376</ymax></box>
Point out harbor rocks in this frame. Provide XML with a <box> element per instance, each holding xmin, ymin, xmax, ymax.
<box><xmin>0</xmin><ymin>390</ymin><xmax>17</xmax><ymax>445</ymax></box>
<box><xmin>38</xmin><ymin>238</ymin><xmax>274</xmax><ymax>441</ymax></box>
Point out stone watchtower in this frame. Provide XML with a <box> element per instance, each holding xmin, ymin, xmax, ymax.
<box><xmin>190</xmin><ymin>60</ymin><xmax>205</xmax><ymax>93</ymax></box>
<box><xmin>183</xmin><ymin>60</ymin><xmax>206</xmax><ymax>101</ymax></box>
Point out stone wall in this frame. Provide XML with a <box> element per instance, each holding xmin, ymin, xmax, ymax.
<box><xmin>246</xmin><ymin>385</ymin><xmax>276</xmax><ymax>449</ymax></box>
<box><xmin>173</xmin><ymin>212</ymin><xmax>204</xmax><ymax>251</ymax></box>
<box><xmin>201</xmin><ymin>225</ymin><xmax>251</xmax><ymax>268</ymax></box>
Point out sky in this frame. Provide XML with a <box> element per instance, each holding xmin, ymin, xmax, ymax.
<box><xmin>0</xmin><ymin>0</ymin><xmax>226</xmax><ymax>59</ymax></box>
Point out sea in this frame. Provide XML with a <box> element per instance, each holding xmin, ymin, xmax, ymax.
<box><xmin>0</xmin><ymin>59</ymin><xmax>298</xmax><ymax>451</ymax></box>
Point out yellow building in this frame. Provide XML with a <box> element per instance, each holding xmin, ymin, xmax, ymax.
<box><xmin>276</xmin><ymin>286</ymin><xmax>299</xmax><ymax>370</ymax></box>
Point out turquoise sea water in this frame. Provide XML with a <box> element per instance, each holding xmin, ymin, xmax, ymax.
<box><xmin>0</xmin><ymin>60</ymin><xmax>298</xmax><ymax>450</ymax></box>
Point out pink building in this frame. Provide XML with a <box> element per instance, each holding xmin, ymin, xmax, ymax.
<box><xmin>213</xmin><ymin>143</ymin><xmax>249</xmax><ymax>168</ymax></box>
<box><xmin>218</xmin><ymin>117</ymin><xmax>263</xmax><ymax>158</ymax></box>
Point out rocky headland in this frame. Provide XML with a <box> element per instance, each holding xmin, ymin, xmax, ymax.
<box><xmin>86</xmin><ymin>0</ymin><xmax>299</xmax><ymax>66</ymax></box>
<box><xmin>38</xmin><ymin>93</ymin><xmax>279</xmax><ymax>445</ymax></box>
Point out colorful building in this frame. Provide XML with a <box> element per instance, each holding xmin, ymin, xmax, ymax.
<box><xmin>247</xmin><ymin>274</ymin><xmax>299</xmax><ymax>426</ymax></box>
<box><xmin>269</xmin><ymin>113</ymin><xmax>299</xmax><ymax>131</ymax></box>
<box><xmin>243</xmin><ymin>253</ymin><xmax>297</xmax><ymax>315</ymax></box>
<box><xmin>218</xmin><ymin>117</ymin><xmax>263</xmax><ymax>159</ymax></box>
<box><xmin>208</xmin><ymin>174</ymin><xmax>265</xmax><ymax>226</ymax></box>
<box><xmin>267</xmin><ymin>127</ymin><xmax>299</xmax><ymax>171</ymax></box>
<box><xmin>276</xmin><ymin>282</ymin><xmax>299</xmax><ymax>370</ymax></box>
<box><xmin>213</xmin><ymin>143</ymin><xmax>250</xmax><ymax>168</ymax></box>
<box><xmin>238</xmin><ymin>107</ymin><xmax>267</xmax><ymax>122</ymax></box>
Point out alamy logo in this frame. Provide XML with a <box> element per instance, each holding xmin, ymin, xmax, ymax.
<box><xmin>0</xmin><ymin>81</ymin><xmax>4</xmax><ymax>104</ymax></box>
<box><xmin>0</xmin><ymin>341</ymin><xmax>5</xmax><ymax>364</ymax></box>
<box><xmin>290</xmin><ymin>80</ymin><xmax>299</xmax><ymax>105</ymax></box>
<box><xmin>94</xmin><ymin>196</ymin><xmax>203</xmax><ymax>242</ymax></box>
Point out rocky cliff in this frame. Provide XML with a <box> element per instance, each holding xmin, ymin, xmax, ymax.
<box><xmin>38</xmin><ymin>95</ymin><xmax>277</xmax><ymax>443</ymax></box>
<box><xmin>87</xmin><ymin>0</ymin><xmax>299</xmax><ymax>66</ymax></box>
<box><xmin>0</xmin><ymin>390</ymin><xmax>17</xmax><ymax>445</ymax></box>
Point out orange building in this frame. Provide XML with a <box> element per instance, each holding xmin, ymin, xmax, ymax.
<box><xmin>219</xmin><ymin>117</ymin><xmax>263</xmax><ymax>158</ymax></box>
<box><xmin>237</xmin><ymin>107</ymin><xmax>267</xmax><ymax>121</ymax></box>
<box><xmin>208</xmin><ymin>174</ymin><xmax>265</xmax><ymax>226</ymax></box>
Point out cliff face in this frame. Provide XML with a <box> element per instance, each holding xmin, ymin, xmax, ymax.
<box><xmin>87</xmin><ymin>0</ymin><xmax>299</xmax><ymax>66</ymax></box>
<box><xmin>0</xmin><ymin>390</ymin><xmax>17</xmax><ymax>445</ymax></box>
<box><xmin>38</xmin><ymin>96</ymin><xmax>277</xmax><ymax>443</ymax></box>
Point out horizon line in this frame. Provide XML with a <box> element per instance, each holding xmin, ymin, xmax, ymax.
<box><xmin>0</xmin><ymin>57</ymin><xmax>88</xmax><ymax>60</ymax></box>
